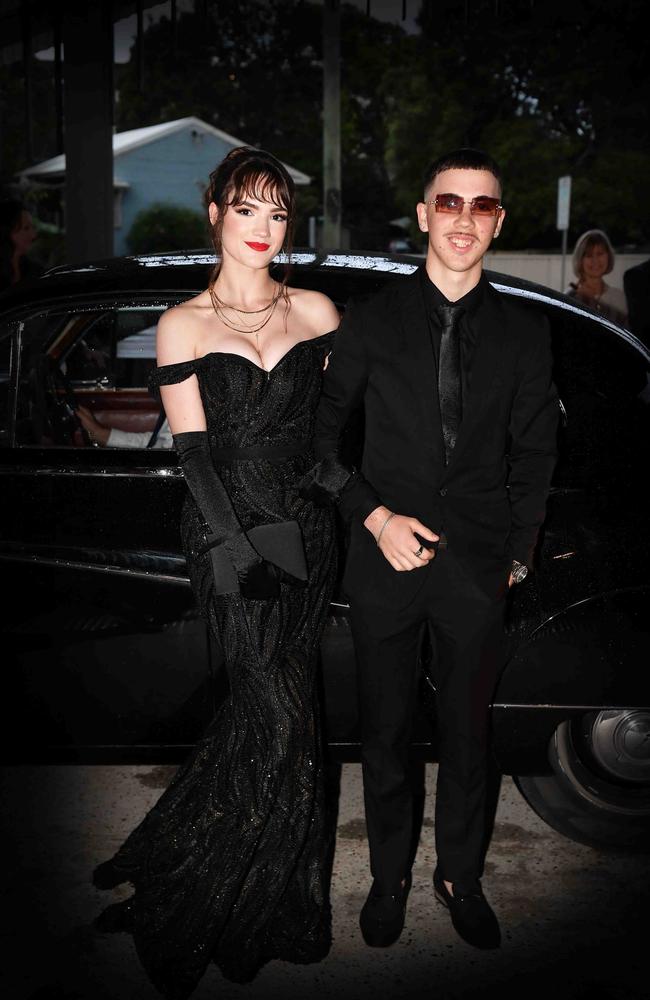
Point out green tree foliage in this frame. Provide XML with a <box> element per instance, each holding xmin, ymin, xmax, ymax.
<box><xmin>0</xmin><ymin>55</ymin><xmax>59</xmax><ymax>189</ymax></box>
<box><xmin>339</xmin><ymin>7</ymin><xmax>405</xmax><ymax>247</ymax></box>
<box><xmin>385</xmin><ymin>0</ymin><xmax>650</xmax><ymax>248</ymax></box>
<box><xmin>4</xmin><ymin>1</ymin><xmax>647</xmax><ymax>252</ymax></box>
<box><xmin>115</xmin><ymin>1</ymin><xmax>325</xmax><ymax>244</ymax></box>
<box><xmin>114</xmin><ymin>1</ymin><xmax>403</xmax><ymax>248</ymax></box>
<box><xmin>126</xmin><ymin>202</ymin><xmax>207</xmax><ymax>254</ymax></box>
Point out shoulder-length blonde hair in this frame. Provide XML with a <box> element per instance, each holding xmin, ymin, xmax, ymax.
<box><xmin>572</xmin><ymin>229</ymin><xmax>615</xmax><ymax>278</ymax></box>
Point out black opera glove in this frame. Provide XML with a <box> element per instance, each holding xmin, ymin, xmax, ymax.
<box><xmin>221</xmin><ymin>531</ymin><xmax>282</xmax><ymax>601</ymax></box>
<box><xmin>297</xmin><ymin>452</ymin><xmax>355</xmax><ymax>507</ymax></box>
<box><xmin>173</xmin><ymin>431</ymin><xmax>286</xmax><ymax>600</ymax></box>
<box><xmin>205</xmin><ymin>527</ymin><xmax>308</xmax><ymax>599</ymax></box>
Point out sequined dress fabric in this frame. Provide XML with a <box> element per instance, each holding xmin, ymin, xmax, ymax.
<box><xmin>97</xmin><ymin>333</ymin><xmax>337</xmax><ymax>998</ymax></box>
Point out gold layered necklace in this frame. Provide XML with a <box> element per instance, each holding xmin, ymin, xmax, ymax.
<box><xmin>208</xmin><ymin>281</ymin><xmax>283</xmax><ymax>335</ymax></box>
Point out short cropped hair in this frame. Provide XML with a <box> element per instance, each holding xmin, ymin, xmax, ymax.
<box><xmin>571</xmin><ymin>229</ymin><xmax>615</xmax><ymax>278</ymax></box>
<box><xmin>423</xmin><ymin>148</ymin><xmax>503</xmax><ymax>198</ymax></box>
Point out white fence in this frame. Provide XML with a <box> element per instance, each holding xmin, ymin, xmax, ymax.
<box><xmin>482</xmin><ymin>251</ymin><xmax>649</xmax><ymax>295</ymax></box>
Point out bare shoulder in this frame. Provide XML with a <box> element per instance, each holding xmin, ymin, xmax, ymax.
<box><xmin>156</xmin><ymin>290</ymin><xmax>211</xmax><ymax>365</ymax></box>
<box><xmin>287</xmin><ymin>286</ymin><xmax>340</xmax><ymax>337</ymax></box>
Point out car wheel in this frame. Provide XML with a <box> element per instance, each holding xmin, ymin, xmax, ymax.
<box><xmin>514</xmin><ymin>710</ymin><xmax>650</xmax><ymax>852</ymax></box>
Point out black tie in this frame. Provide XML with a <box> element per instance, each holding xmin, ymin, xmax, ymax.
<box><xmin>435</xmin><ymin>304</ymin><xmax>463</xmax><ymax>465</ymax></box>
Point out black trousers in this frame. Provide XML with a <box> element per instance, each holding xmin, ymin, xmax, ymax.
<box><xmin>350</xmin><ymin>546</ymin><xmax>506</xmax><ymax>893</ymax></box>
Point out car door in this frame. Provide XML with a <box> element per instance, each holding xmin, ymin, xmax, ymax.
<box><xmin>539</xmin><ymin>306</ymin><xmax>650</xmax><ymax>622</ymax></box>
<box><xmin>0</xmin><ymin>295</ymin><xmax>220</xmax><ymax>762</ymax></box>
<box><xmin>493</xmin><ymin>295</ymin><xmax>650</xmax><ymax>763</ymax></box>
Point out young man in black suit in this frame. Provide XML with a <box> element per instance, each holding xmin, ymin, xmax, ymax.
<box><xmin>312</xmin><ymin>149</ymin><xmax>558</xmax><ymax>950</ymax></box>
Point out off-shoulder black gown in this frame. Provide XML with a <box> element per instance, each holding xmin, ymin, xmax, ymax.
<box><xmin>94</xmin><ymin>333</ymin><xmax>337</xmax><ymax>998</ymax></box>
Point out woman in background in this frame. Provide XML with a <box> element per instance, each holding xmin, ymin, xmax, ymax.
<box><xmin>567</xmin><ymin>228</ymin><xmax>628</xmax><ymax>326</ymax></box>
<box><xmin>0</xmin><ymin>199</ymin><xmax>42</xmax><ymax>292</ymax></box>
<box><xmin>93</xmin><ymin>147</ymin><xmax>340</xmax><ymax>998</ymax></box>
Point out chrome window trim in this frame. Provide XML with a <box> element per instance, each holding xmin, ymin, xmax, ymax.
<box><xmin>0</xmin><ymin>295</ymin><xmax>189</xmax><ymax>326</ymax></box>
<box><xmin>320</xmin><ymin>254</ymin><xmax>418</xmax><ymax>274</ymax></box>
<box><xmin>0</xmin><ymin>548</ymin><xmax>190</xmax><ymax>586</ymax></box>
<box><xmin>0</xmin><ymin>463</ymin><xmax>182</xmax><ymax>477</ymax></box>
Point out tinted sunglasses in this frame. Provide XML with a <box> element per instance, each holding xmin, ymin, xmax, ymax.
<box><xmin>428</xmin><ymin>193</ymin><xmax>502</xmax><ymax>216</ymax></box>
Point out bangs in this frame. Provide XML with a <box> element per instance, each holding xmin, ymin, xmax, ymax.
<box><xmin>226</xmin><ymin>167</ymin><xmax>293</xmax><ymax>214</ymax></box>
<box><xmin>205</xmin><ymin>147</ymin><xmax>296</xmax><ymax>287</ymax></box>
<box><xmin>583</xmin><ymin>236</ymin><xmax>606</xmax><ymax>253</ymax></box>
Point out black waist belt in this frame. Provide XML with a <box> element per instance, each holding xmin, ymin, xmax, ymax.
<box><xmin>211</xmin><ymin>439</ymin><xmax>311</xmax><ymax>462</ymax></box>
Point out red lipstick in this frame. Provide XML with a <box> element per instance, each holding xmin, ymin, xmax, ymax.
<box><xmin>245</xmin><ymin>242</ymin><xmax>270</xmax><ymax>252</ymax></box>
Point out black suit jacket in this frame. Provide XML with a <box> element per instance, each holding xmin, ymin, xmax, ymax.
<box><xmin>314</xmin><ymin>267</ymin><xmax>558</xmax><ymax>611</ymax></box>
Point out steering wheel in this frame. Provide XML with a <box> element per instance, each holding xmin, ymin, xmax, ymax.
<box><xmin>35</xmin><ymin>357</ymin><xmax>93</xmax><ymax>446</ymax></box>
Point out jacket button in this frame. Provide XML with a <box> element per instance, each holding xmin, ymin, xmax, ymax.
<box><xmin>439</xmin><ymin>487</ymin><xmax>447</xmax><ymax>497</ymax></box>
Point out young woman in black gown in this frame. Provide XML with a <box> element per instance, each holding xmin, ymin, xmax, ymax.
<box><xmin>93</xmin><ymin>147</ymin><xmax>340</xmax><ymax>998</ymax></box>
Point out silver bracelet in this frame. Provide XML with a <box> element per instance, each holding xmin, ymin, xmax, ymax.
<box><xmin>375</xmin><ymin>512</ymin><xmax>395</xmax><ymax>547</ymax></box>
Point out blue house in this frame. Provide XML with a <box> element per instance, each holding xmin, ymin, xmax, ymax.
<box><xmin>20</xmin><ymin>117</ymin><xmax>311</xmax><ymax>256</ymax></box>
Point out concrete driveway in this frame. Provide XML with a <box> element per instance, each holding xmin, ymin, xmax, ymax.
<box><xmin>1</xmin><ymin>762</ymin><xmax>648</xmax><ymax>1000</ymax></box>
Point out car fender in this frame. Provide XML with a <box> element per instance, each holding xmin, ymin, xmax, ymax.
<box><xmin>491</xmin><ymin>586</ymin><xmax>650</xmax><ymax>774</ymax></box>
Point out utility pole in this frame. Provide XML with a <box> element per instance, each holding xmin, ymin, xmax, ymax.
<box><xmin>322</xmin><ymin>0</ymin><xmax>341</xmax><ymax>249</ymax></box>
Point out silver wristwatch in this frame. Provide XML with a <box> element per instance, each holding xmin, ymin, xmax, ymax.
<box><xmin>511</xmin><ymin>559</ymin><xmax>528</xmax><ymax>584</ymax></box>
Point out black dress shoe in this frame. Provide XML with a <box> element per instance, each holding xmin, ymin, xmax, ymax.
<box><xmin>92</xmin><ymin>858</ymin><xmax>135</xmax><ymax>890</ymax></box>
<box><xmin>433</xmin><ymin>868</ymin><xmax>500</xmax><ymax>949</ymax></box>
<box><xmin>359</xmin><ymin>873</ymin><xmax>412</xmax><ymax>947</ymax></box>
<box><xmin>94</xmin><ymin>896</ymin><xmax>135</xmax><ymax>934</ymax></box>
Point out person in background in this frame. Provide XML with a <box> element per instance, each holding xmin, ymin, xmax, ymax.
<box><xmin>623</xmin><ymin>257</ymin><xmax>650</xmax><ymax>347</ymax></box>
<box><xmin>76</xmin><ymin>405</ymin><xmax>172</xmax><ymax>448</ymax></box>
<box><xmin>567</xmin><ymin>229</ymin><xmax>628</xmax><ymax>326</ymax></box>
<box><xmin>0</xmin><ymin>199</ymin><xmax>43</xmax><ymax>291</ymax></box>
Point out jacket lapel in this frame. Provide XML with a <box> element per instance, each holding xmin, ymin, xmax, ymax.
<box><xmin>392</xmin><ymin>267</ymin><xmax>443</xmax><ymax>440</ymax></box>
<box><xmin>447</xmin><ymin>283</ymin><xmax>507</xmax><ymax>470</ymax></box>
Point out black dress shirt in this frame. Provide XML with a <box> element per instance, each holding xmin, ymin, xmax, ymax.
<box><xmin>419</xmin><ymin>266</ymin><xmax>488</xmax><ymax>412</ymax></box>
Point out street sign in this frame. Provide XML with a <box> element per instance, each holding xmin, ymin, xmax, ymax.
<box><xmin>557</xmin><ymin>175</ymin><xmax>572</xmax><ymax>231</ymax></box>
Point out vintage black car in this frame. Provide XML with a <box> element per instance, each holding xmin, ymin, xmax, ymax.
<box><xmin>1</xmin><ymin>251</ymin><xmax>649</xmax><ymax>854</ymax></box>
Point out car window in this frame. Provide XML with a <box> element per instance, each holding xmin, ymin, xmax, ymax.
<box><xmin>61</xmin><ymin>310</ymin><xmax>161</xmax><ymax>389</ymax></box>
<box><xmin>61</xmin><ymin>313</ymin><xmax>113</xmax><ymax>385</ymax></box>
<box><xmin>549</xmin><ymin>307</ymin><xmax>650</xmax><ymax>490</ymax></box>
<box><xmin>14</xmin><ymin>306</ymin><xmax>167</xmax><ymax>449</ymax></box>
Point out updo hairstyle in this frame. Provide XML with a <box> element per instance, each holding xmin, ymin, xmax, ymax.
<box><xmin>205</xmin><ymin>146</ymin><xmax>295</xmax><ymax>292</ymax></box>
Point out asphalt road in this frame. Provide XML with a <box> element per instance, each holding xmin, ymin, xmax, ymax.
<box><xmin>1</xmin><ymin>762</ymin><xmax>648</xmax><ymax>1000</ymax></box>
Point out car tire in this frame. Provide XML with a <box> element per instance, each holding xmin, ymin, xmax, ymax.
<box><xmin>514</xmin><ymin>711</ymin><xmax>650</xmax><ymax>853</ymax></box>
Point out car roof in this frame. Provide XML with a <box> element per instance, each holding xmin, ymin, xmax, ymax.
<box><xmin>1</xmin><ymin>249</ymin><xmax>647</xmax><ymax>360</ymax></box>
<box><xmin>1</xmin><ymin>250</ymin><xmax>421</xmax><ymax>307</ymax></box>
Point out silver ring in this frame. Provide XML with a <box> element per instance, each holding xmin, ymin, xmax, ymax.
<box><xmin>414</xmin><ymin>544</ymin><xmax>424</xmax><ymax>558</ymax></box>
